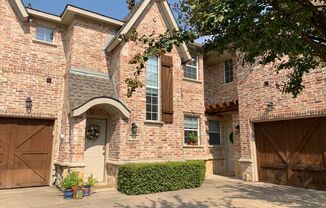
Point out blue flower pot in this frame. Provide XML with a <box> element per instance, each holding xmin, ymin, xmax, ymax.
<box><xmin>64</xmin><ymin>189</ymin><xmax>73</xmax><ymax>199</ymax></box>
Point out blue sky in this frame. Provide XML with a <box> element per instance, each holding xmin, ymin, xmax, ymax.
<box><xmin>22</xmin><ymin>0</ymin><xmax>178</xmax><ymax>20</ymax></box>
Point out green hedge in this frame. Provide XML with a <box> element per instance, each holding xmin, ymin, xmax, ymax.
<box><xmin>117</xmin><ymin>160</ymin><xmax>206</xmax><ymax>195</ymax></box>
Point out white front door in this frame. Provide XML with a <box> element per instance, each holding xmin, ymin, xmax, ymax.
<box><xmin>84</xmin><ymin>119</ymin><xmax>106</xmax><ymax>182</ymax></box>
<box><xmin>225</xmin><ymin>123</ymin><xmax>235</xmax><ymax>174</ymax></box>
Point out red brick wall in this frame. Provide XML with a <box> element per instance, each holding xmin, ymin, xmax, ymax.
<box><xmin>237</xmin><ymin>58</ymin><xmax>326</xmax><ymax>180</ymax></box>
<box><xmin>0</xmin><ymin>0</ymin><xmax>66</xmax><ymax>161</ymax></box>
<box><xmin>114</xmin><ymin>1</ymin><xmax>211</xmax><ymax>161</ymax></box>
<box><xmin>204</xmin><ymin>59</ymin><xmax>238</xmax><ymax>106</ymax></box>
<box><xmin>70</xmin><ymin>17</ymin><xmax>117</xmax><ymax>74</ymax></box>
<box><xmin>238</xmin><ymin>61</ymin><xmax>326</xmax><ymax>159</ymax></box>
<box><xmin>1</xmin><ymin>0</ymin><xmax>224</xmax><ymax>174</ymax></box>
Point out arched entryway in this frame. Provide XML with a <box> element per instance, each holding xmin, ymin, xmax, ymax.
<box><xmin>71</xmin><ymin>97</ymin><xmax>130</xmax><ymax>184</ymax></box>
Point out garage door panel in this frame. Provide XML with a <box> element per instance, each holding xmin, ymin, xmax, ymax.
<box><xmin>257</xmin><ymin>122</ymin><xmax>287</xmax><ymax>153</ymax></box>
<box><xmin>0</xmin><ymin>118</ymin><xmax>53</xmax><ymax>189</ymax></box>
<box><xmin>0</xmin><ymin>121</ymin><xmax>11</xmax><ymax>189</ymax></box>
<box><xmin>15</xmin><ymin>128</ymin><xmax>51</xmax><ymax>153</ymax></box>
<box><xmin>291</xmin><ymin>170</ymin><xmax>326</xmax><ymax>190</ymax></box>
<box><xmin>255</xmin><ymin>117</ymin><xmax>326</xmax><ymax>190</ymax></box>
<box><xmin>10</xmin><ymin>153</ymin><xmax>48</xmax><ymax>188</ymax></box>
<box><xmin>14</xmin><ymin>121</ymin><xmax>51</xmax><ymax>149</ymax></box>
<box><xmin>256</xmin><ymin>126</ymin><xmax>287</xmax><ymax>184</ymax></box>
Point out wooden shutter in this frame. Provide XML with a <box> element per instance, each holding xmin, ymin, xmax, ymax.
<box><xmin>161</xmin><ymin>55</ymin><xmax>173</xmax><ymax>123</ymax></box>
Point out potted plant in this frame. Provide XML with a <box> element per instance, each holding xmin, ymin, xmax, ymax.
<box><xmin>61</xmin><ymin>176</ymin><xmax>74</xmax><ymax>199</ymax></box>
<box><xmin>61</xmin><ymin>171</ymin><xmax>84</xmax><ymax>199</ymax></box>
<box><xmin>83</xmin><ymin>175</ymin><xmax>97</xmax><ymax>196</ymax></box>
<box><xmin>187</xmin><ymin>132</ymin><xmax>198</xmax><ymax>145</ymax></box>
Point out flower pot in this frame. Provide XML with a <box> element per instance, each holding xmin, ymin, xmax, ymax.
<box><xmin>188</xmin><ymin>141</ymin><xmax>197</xmax><ymax>145</ymax></box>
<box><xmin>83</xmin><ymin>185</ymin><xmax>92</xmax><ymax>196</ymax></box>
<box><xmin>64</xmin><ymin>189</ymin><xmax>73</xmax><ymax>199</ymax></box>
<box><xmin>73</xmin><ymin>187</ymin><xmax>84</xmax><ymax>199</ymax></box>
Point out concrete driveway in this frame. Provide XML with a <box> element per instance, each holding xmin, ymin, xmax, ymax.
<box><xmin>0</xmin><ymin>175</ymin><xmax>325</xmax><ymax>208</ymax></box>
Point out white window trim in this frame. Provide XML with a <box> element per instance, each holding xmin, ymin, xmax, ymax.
<box><xmin>224</xmin><ymin>60</ymin><xmax>233</xmax><ymax>84</ymax></box>
<box><xmin>208</xmin><ymin>120</ymin><xmax>222</xmax><ymax>146</ymax></box>
<box><xmin>184</xmin><ymin>116</ymin><xmax>200</xmax><ymax>145</ymax></box>
<box><xmin>184</xmin><ymin>55</ymin><xmax>199</xmax><ymax>80</ymax></box>
<box><xmin>35</xmin><ymin>25</ymin><xmax>55</xmax><ymax>43</ymax></box>
<box><xmin>145</xmin><ymin>56</ymin><xmax>160</xmax><ymax>122</ymax></box>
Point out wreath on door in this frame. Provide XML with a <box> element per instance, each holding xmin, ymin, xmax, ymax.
<box><xmin>86</xmin><ymin>124</ymin><xmax>100</xmax><ymax>141</ymax></box>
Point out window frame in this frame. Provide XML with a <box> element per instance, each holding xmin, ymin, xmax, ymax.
<box><xmin>184</xmin><ymin>115</ymin><xmax>200</xmax><ymax>145</ymax></box>
<box><xmin>145</xmin><ymin>56</ymin><xmax>160</xmax><ymax>122</ymax></box>
<box><xmin>184</xmin><ymin>55</ymin><xmax>199</xmax><ymax>80</ymax></box>
<box><xmin>208</xmin><ymin>120</ymin><xmax>221</xmax><ymax>146</ymax></box>
<box><xmin>224</xmin><ymin>59</ymin><xmax>233</xmax><ymax>84</ymax></box>
<box><xmin>35</xmin><ymin>25</ymin><xmax>55</xmax><ymax>43</ymax></box>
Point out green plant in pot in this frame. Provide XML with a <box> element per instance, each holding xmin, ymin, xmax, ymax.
<box><xmin>188</xmin><ymin>132</ymin><xmax>198</xmax><ymax>145</ymax></box>
<box><xmin>61</xmin><ymin>171</ymin><xmax>84</xmax><ymax>199</ymax></box>
<box><xmin>83</xmin><ymin>175</ymin><xmax>97</xmax><ymax>196</ymax></box>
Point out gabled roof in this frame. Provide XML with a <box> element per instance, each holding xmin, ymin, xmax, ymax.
<box><xmin>10</xmin><ymin>0</ymin><xmax>190</xmax><ymax>62</ymax></box>
<box><xmin>10</xmin><ymin>0</ymin><xmax>29</xmax><ymax>21</ymax></box>
<box><xmin>102</xmin><ymin>0</ymin><xmax>191</xmax><ymax>63</ymax></box>
<box><xmin>10</xmin><ymin>0</ymin><xmax>124</xmax><ymax>27</ymax></box>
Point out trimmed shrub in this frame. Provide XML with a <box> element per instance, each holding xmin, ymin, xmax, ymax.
<box><xmin>117</xmin><ymin>160</ymin><xmax>206</xmax><ymax>195</ymax></box>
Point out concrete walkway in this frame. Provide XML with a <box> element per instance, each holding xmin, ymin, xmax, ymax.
<box><xmin>0</xmin><ymin>175</ymin><xmax>325</xmax><ymax>208</ymax></box>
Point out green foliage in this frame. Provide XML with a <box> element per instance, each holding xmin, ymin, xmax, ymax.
<box><xmin>188</xmin><ymin>132</ymin><xmax>198</xmax><ymax>142</ymax></box>
<box><xmin>84</xmin><ymin>175</ymin><xmax>97</xmax><ymax>187</ymax></box>
<box><xmin>117</xmin><ymin>160</ymin><xmax>206</xmax><ymax>195</ymax></box>
<box><xmin>61</xmin><ymin>171</ymin><xmax>83</xmax><ymax>190</ymax></box>
<box><xmin>124</xmin><ymin>0</ymin><xmax>326</xmax><ymax>97</ymax></box>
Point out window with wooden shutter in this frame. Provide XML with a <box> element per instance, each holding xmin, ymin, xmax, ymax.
<box><xmin>161</xmin><ymin>55</ymin><xmax>173</xmax><ymax>123</ymax></box>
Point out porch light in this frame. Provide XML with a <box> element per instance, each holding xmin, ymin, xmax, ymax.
<box><xmin>25</xmin><ymin>97</ymin><xmax>33</xmax><ymax>111</ymax></box>
<box><xmin>131</xmin><ymin>123</ymin><xmax>138</xmax><ymax>138</ymax></box>
<box><xmin>267</xmin><ymin>102</ymin><xmax>273</xmax><ymax>111</ymax></box>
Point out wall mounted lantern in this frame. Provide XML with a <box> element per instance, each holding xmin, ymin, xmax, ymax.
<box><xmin>267</xmin><ymin>102</ymin><xmax>274</xmax><ymax>111</ymax></box>
<box><xmin>131</xmin><ymin>123</ymin><xmax>138</xmax><ymax>138</ymax></box>
<box><xmin>25</xmin><ymin>97</ymin><xmax>33</xmax><ymax>111</ymax></box>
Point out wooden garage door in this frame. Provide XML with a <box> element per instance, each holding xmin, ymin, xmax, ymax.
<box><xmin>255</xmin><ymin>117</ymin><xmax>326</xmax><ymax>190</ymax></box>
<box><xmin>0</xmin><ymin>118</ymin><xmax>54</xmax><ymax>189</ymax></box>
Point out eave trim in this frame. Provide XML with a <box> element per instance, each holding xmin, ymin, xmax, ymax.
<box><xmin>71</xmin><ymin>96</ymin><xmax>131</xmax><ymax>118</ymax></box>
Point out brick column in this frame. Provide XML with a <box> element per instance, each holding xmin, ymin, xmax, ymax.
<box><xmin>70</xmin><ymin>114</ymin><xmax>87</xmax><ymax>163</ymax></box>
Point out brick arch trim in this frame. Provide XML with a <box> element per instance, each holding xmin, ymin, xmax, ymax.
<box><xmin>71</xmin><ymin>96</ymin><xmax>131</xmax><ymax>118</ymax></box>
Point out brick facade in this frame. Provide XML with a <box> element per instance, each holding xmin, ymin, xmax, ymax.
<box><xmin>237</xmin><ymin>59</ymin><xmax>326</xmax><ymax>181</ymax></box>
<box><xmin>1</xmin><ymin>0</ymin><xmax>226</xmax><ymax>188</ymax></box>
<box><xmin>3</xmin><ymin>0</ymin><xmax>324</xmax><ymax>188</ymax></box>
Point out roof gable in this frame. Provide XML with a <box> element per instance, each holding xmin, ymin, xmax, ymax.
<box><xmin>9</xmin><ymin>0</ymin><xmax>29</xmax><ymax>21</ymax></box>
<box><xmin>102</xmin><ymin>0</ymin><xmax>191</xmax><ymax>63</ymax></box>
<box><xmin>9</xmin><ymin>0</ymin><xmax>124</xmax><ymax>27</ymax></box>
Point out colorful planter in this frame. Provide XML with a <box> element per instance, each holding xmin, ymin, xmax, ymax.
<box><xmin>73</xmin><ymin>188</ymin><xmax>84</xmax><ymax>199</ymax></box>
<box><xmin>64</xmin><ymin>189</ymin><xmax>73</xmax><ymax>199</ymax></box>
<box><xmin>83</xmin><ymin>185</ymin><xmax>92</xmax><ymax>196</ymax></box>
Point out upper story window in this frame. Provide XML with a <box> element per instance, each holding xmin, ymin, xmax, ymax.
<box><xmin>184</xmin><ymin>55</ymin><xmax>198</xmax><ymax>80</ymax></box>
<box><xmin>184</xmin><ymin>116</ymin><xmax>200</xmax><ymax>145</ymax></box>
<box><xmin>146</xmin><ymin>56</ymin><xmax>160</xmax><ymax>121</ymax></box>
<box><xmin>224</xmin><ymin>60</ymin><xmax>233</xmax><ymax>83</ymax></box>
<box><xmin>36</xmin><ymin>26</ymin><xmax>54</xmax><ymax>43</ymax></box>
<box><xmin>208</xmin><ymin>120</ymin><xmax>221</xmax><ymax>145</ymax></box>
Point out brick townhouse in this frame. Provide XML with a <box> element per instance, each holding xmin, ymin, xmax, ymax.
<box><xmin>0</xmin><ymin>0</ymin><xmax>325</xmax><ymax>190</ymax></box>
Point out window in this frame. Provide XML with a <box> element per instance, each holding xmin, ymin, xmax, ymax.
<box><xmin>146</xmin><ymin>56</ymin><xmax>159</xmax><ymax>121</ymax></box>
<box><xmin>184</xmin><ymin>116</ymin><xmax>200</xmax><ymax>145</ymax></box>
<box><xmin>224</xmin><ymin>60</ymin><xmax>233</xmax><ymax>83</ymax></box>
<box><xmin>208</xmin><ymin>121</ymin><xmax>221</xmax><ymax>145</ymax></box>
<box><xmin>184</xmin><ymin>55</ymin><xmax>198</xmax><ymax>80</ymax></box>
<box><xmin>36</xmin><ymin>26</ymin><xmax>54</xmax><ymax>43</ymax></box>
